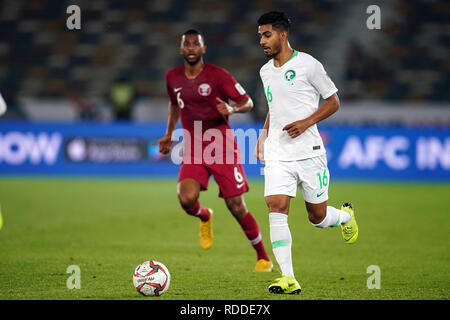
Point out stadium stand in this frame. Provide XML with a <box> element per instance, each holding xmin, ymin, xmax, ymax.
<box><xmin>341</xmin><ymin>0</ymin><xmax>450</xmax><ymax>102</ymax></box>
<box><xmin>0</xmin><ymin>0</ymin><xmax>448</xmax><ymax>121</ymax></box>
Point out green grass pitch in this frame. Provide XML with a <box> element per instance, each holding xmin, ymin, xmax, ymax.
<box><xmin>0</xmin><ymin>178</ymin><xmax>449</xmax><ymax>300</ymax></box>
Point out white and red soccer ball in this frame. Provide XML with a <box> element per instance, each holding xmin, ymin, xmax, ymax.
<box><xmin>133</xmin><ymin>260</ymin><xmax>171</xmax><ymax>296</ymax></box>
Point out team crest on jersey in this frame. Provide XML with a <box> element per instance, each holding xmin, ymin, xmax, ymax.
<box><xmin>198</xmin><ymin>83</ymin><xmax>212</xmax><ymax>96</ymax></box>
<box><xmin>284</xmin><ymin>70</ymin><xmax>296</xmax><ymax>81</ymax></box>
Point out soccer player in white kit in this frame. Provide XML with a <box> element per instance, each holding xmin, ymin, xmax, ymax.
<box><xmin>255</xmin><ymin>11</ymin><xmax>359</xmax><ymax>294</ymax></box>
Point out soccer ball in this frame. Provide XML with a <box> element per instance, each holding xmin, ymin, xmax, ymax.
<box><xmin>133</xmin><ymin>260</ymin><xmax>171</xmax><ymax>296</ymax></box>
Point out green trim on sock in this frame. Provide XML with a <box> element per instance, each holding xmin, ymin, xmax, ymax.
<box><xmin>272</xmin><ymin>239</ymin><xmax>290</xmax><ymax>248</ymax></box>
<box><xmin>331</xmin><ymin>216</ymin><xmax>341</xmax><ymax>228</ymax></box>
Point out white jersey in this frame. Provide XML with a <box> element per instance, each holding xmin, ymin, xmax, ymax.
<box><xmin>260</xmin><ymin>50</ymin><xmax>337</xmax><ymax>161</ymax></box>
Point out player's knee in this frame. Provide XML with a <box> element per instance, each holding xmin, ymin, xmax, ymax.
<box><xmin>307</xmin><ymin>209</ymin><xmax>326</xmax><ymax>225</ymax></box>
<box><xmin>178</xmin><ymin>191</ymin><xmax>198</xmax><ymax>209</ymax></box>
<box><xmin>267</xmin><ymin>204</ymin><xmax>289</xmax><ymax>214</ymax></box>
<box><xmin>265</xmin><ymin>199</ymin><xmax>289</xmax><ymax>214</ymax></box>
<box><xmin>225</xmin><ymin>197</ymin><xmax>247</xmax><ymax>220</ymax></box>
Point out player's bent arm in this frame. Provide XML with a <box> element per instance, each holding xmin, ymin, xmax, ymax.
<box><xmin>232</xmin><ymin>96</ymin><xmax>253</xmax><ymax>114</ymax></box>
<box><xmin>165</xmin><ymin>102</ymin><xmax>180</xmax><ymax>137</ymax></box>
<box><xmin>153</xmin><ymin>102</ymin><xmax>179</xmax><ymax>154</ymax></box>
<box><xmin>305</xmin><ymin>92</ymin><xmax>340</xmax><ymax>126</ymax></box>
<box><xmin>216</xmin><ymin>96</ymin><xmax>253</xmax><ymax>116</ymax></box>
<box><xmin>283</xmin><ymin>93</ymin><xmax>340</xmax><ymax>139</ymax></box>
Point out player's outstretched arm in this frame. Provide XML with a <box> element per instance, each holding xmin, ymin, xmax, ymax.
<box><xmin>216</xmin><ymin>97</ymin><xmax>253</xmax><ymax>116</ymax></box>
<box><xmin>283</xmin><ymin>93</ymin><xmax>340</xmax><ymax>139</ymax></box>
<box><xmin>153</xmin><ymin>102</ymin><xmax>179</xmax><ymax>154</ymax></box>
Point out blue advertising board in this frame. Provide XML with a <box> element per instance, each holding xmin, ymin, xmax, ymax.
<box><xmin>0</xmin><ymin>121</ymin><xmax>449</xmax><ymax>181</ymax></box>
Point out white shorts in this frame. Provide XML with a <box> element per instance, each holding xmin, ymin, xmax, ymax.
<box><xmin>264</xmin><ymin>155</ymin><xmax>329</xmax><ymax>204</ymax></box>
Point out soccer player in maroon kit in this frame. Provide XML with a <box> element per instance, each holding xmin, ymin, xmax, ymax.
<box><xmin>154</xmin><ymin>29</ymin><xmax>273</xmax><ymax>272</ymax></box>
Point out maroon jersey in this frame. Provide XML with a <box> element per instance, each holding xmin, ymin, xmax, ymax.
<box><xmin>166</xmin><ymin>63</ymin><xmax>249</xmax><ymax>164</ymax></box>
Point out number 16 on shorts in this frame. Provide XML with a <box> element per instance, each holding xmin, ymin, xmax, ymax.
<box><xmin>315</xmin><ymin>169</ymin><xmax>329</xmax><ymax>200</ymax></box>
<box><xmin>317</xmin><ymin>169</ymin><xmax>328</xmax><ymax>189</ymax></box>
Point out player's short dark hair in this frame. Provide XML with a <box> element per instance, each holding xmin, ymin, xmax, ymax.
<box><xmin>182</xmin><ymin>29</ymin><xmax>205</xmax><ymax>44</ymax></box>
<box><xmin>183</xmin><ymin>29</ymin><xmax>201</xmax><ymax>36</ymax></box>
<box><xmin>257</xmin><ymin>11</ymin><xmax>291</xmax><ymax>33</ymax></box>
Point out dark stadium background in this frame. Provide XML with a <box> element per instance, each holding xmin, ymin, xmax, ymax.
<box><xmin>0</xmin><ymin>0</ymin><xmax>448</xmax><ymax>180</ymax></box>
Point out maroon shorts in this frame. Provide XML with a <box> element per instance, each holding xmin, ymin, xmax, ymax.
<box><xmin>178</xmin><ymin>162</ymin><xmax>249</xmax><ymax>199</ymax></box>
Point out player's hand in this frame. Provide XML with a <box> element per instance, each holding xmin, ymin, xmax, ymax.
<box><xmin>216</xmin><ymin>97</ymin><xmax>235</xmax><ymax>116</ymax></box>
<box><xmin>152</xmin><ymin>135</ymin><xmax>173</xmax><ymax>154</ymax></box>
<box><xmin>283</xmin><ymin>119</ymin><xmax>311</xmax><ymax>139</ymax></box>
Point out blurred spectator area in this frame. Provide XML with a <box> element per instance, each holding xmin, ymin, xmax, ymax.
<box><xmin>0</xmin><ymin>0</ymin><xmax>448</xmax><ymax>122</ymax></box>
<box><xmin>341</xmin><ymin>0</ymin><xmax>450</xmax><ymax>102</ymax></box>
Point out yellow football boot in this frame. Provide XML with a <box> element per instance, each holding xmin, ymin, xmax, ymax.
<box><xmin>340</xmin><ymin>203</ymin><xmax>358</xmax><ymax>244</ymax></box>
<box><xmin>268</xmin><ymin>275</ymin><xmax>301</xmax><ymax>294</ymax></box>
<box><xmin>254</xmin><ymin>259</ymin><xmax>273</xmax><ymax>272</ymax></box>
<box><xmin>199</xmin><ymin>208</ymin><xmax>213</xmax><ymax>250</ymax></box>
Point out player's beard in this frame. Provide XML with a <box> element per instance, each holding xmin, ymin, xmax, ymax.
<box><xmin>183</xmin><ymin>53</ymin><xmax>202</xmax><ymax>66</ymax></box>
<box><xmin>264</xmin><ymin>40</ymin><xmax>282</xmax><ymax>59</ymax></box>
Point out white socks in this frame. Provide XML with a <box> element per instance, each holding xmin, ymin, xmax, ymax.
<box><xmin>269</xmin><ymin>207</ymin><xmax>351</xmax><ymax>278</ymax></box>
<box><xmin>312</xmin><ymin>206</ymin><xmax>351</xmax><ymax>228</ymax></box>
<box><xmin>269</xmin><ymin>212</ymin><xmax>295</xmax><ymax>278</ymax></box>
